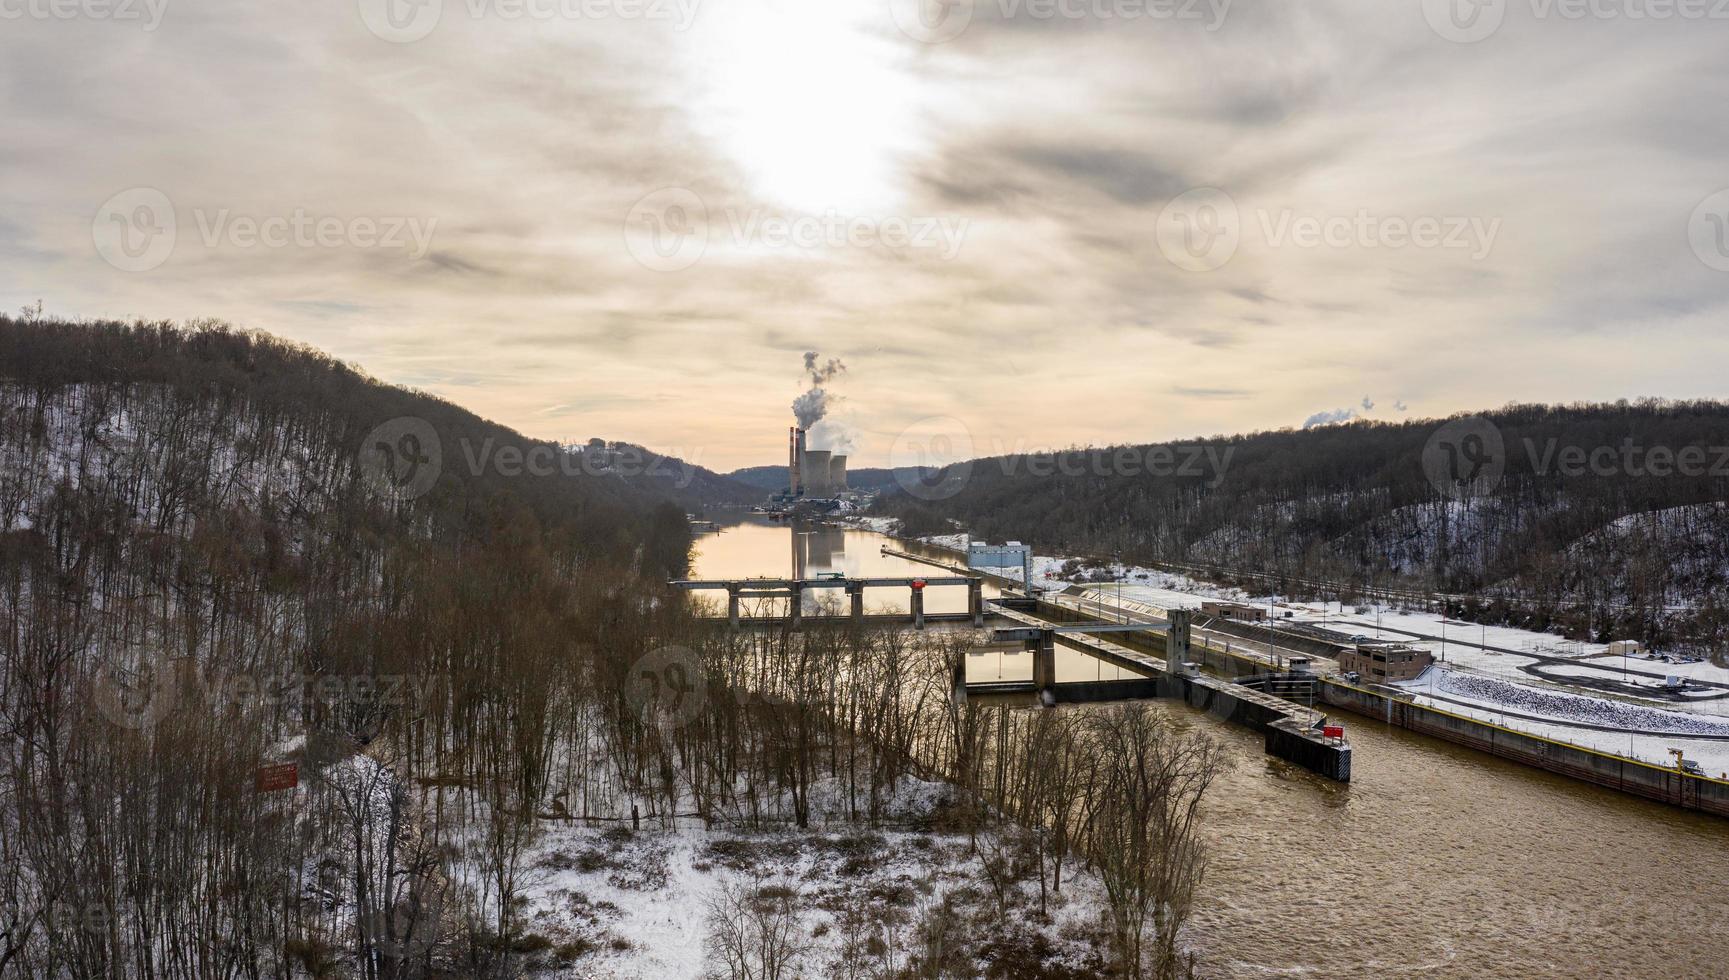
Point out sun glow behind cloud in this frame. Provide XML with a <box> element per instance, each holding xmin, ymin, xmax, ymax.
<box><xmin>684</xmin><ymin>1</ymin><xmax>923</xmax><ymax>214</ymax></box>
<box><xmin>5</xmin><ymin>3</ymin><xmax>1729</xmax><ymax>469</ymax></box>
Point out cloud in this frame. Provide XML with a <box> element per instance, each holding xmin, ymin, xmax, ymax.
<box><xmin>1175</xmin><ymin>386</ymin><xmax>1252</xmax><ymax>400</ymax></box>
<box><xmin>4</xmin><ymin>2</ymin><xmax>1728</xmax><ymax>468</ymax></box>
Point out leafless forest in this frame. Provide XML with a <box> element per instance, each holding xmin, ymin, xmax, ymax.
<box><xmin>0</xmin><ymin>316</ymin><xmax>1219</xmax><ymax>980</ymax></box>
<box><xmin>875</xmin><ymin>402</ymin><xmax>1729</xmax><ymax>648</ymax></box>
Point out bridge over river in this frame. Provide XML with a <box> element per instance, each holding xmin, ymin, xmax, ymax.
<box><xmin>684</xmin><ymin>515</ymin><xmax>1729</xmax><ymax>977</ymax></box>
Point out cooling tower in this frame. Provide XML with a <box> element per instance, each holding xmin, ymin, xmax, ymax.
<box><xmin>803</xmin><ymin>450</ymin><xmax>832</xmax><ymax>495</ymax></box>
<box><xmin>830</xmin><ymin>454</ymin><xmax>848</xmax><ymax>491</ymax></box>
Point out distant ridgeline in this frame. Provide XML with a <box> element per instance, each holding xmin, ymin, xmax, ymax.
<box><xmin>726</xmin><ymin>462</ymin><xmax>937</xmax><ymax>493</ymax></box>
<box><xmin>871</xmin><ymin>403</ymin><xmax>1729</xmax><ymax>646</ymax></box>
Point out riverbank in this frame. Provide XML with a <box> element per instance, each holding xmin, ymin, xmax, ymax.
<box><xmin>845</xmin><ymin>517</ymin><xmax>1729</xmax><ymax>778</ymax></box>
<box><xmin>697</xmin><ymin>515</ymin><xmax>1729</xmax><ymax>978</ymax></box>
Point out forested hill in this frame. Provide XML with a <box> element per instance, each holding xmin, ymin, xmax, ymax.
<box><xmin>0</xmin><ymin>314</ymin><xmax>735</xmax><ymax>974</ymax></box>
<box><xmin>872</xmin><ymin>401</ymin><xmax>1729</xmax><ymax>644</ymax></box>
<box><xmin>1</xmin><ymin>313</ymin><xmax>755</xmax><ymax>529</ymax></box>
<box><xmin>726</xmin><ymin>463</ymin><xmax>934</xmax><ymax>493</ymax></box>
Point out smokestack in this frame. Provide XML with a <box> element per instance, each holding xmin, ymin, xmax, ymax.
<box><xmin>804</xmin><ymin>450</ymin><xmax>831</xmax><ymax>496</ymax></box>
<box><xmin>830</xmin><ymin>454</ymin><xmax>848</xmax><ymax>491</ymax></box>
<box><xmin>796</xmin><ymin>429</ymin><xmax>807</xmax><ymax>495</ymax></box>
<box><xmin>788</xmin><ymin>426</ymin><xmax>799</xmax><ymax>495</ymax></box>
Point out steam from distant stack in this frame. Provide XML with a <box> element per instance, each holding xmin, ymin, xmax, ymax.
<box><xmin>792</xmin><ymin>351</ymin><xmax>845</xmax><ymax>429</ymax></box>
<box><xmin>788</xmin><ymin>351</ymin><xmax>850</xmax><ymax>497</ymax></box>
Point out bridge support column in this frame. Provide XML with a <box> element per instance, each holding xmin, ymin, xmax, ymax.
<box><xmin>790</xmin><ymin>584</ymin><xmax>804</xmax><ymax>628</ymax></box>
<box><xmin>849</xmin><ymin>584</ymin><xmax>864</xmax><ymax>625</ymax></box>
<box><xmin>727</xmin><ymin>586</ymin><xmax>741</xmax><ymax>628</ymax></box>
<box><xmin>968</xmin><ymin>579</ymin><xmax>983</xmax><ymax>627</ymax></box>
<box><xmin>910</xmin><ymin>587</ymin><xmax>925</xmax><ymax>630</ymax></box>
<box><xmin>1031</xmin><ymin>629</ymin><xmax>1056</xmax><ymax>694</ymax></box>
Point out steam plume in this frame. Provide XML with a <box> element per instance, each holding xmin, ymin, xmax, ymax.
<box><xmin>793</xmin><ymin>350</ymin><xmax>847</xmax><ymax>429</ymax></box>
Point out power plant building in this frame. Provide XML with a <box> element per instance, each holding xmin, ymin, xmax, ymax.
<box><xmin>786</xmin><ymin>426</ymin><xmax>849</xmax><ymax>498</ymax></box>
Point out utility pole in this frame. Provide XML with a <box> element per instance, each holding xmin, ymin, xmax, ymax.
<box><xmin>1268</xmin><ymin>591</ymin><xmax>1279</xmax><ymax>669</ymax></box>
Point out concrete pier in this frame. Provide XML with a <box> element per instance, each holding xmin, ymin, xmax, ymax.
<box><xmin>671</xmin><ymin>575</ymin><xmax>978</xmax><ymax>630</ymax></box>
<box><xmin>974</xmin><ymin>604</ymin><xmax>1351</xmax><ymax>782</ymax></box>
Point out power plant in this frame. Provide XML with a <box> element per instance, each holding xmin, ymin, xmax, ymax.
<box><xmin>786</xmin><ymin>425</ymin><xmax>847</xmax><ymax>498</ymax></box>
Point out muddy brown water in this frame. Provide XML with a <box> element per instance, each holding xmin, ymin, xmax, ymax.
<box><xmin>693</xmin><ymin>518</ymin><xmax>1729</xmax><ymax>979</ymax></box>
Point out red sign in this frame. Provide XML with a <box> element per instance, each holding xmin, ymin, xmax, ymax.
<box><xmin>911</xmin><ymin>579</ymin><xmax>926</xmax><ymax>590</ymax></box>
<box><xmin>256</xmin><ymin>762</ymin><xmax>299</xmax><ymax>793</ymax></box>
<box><xmin>1323</xmin><ymin>726</ymin><xmax>1345</xmax><ymax>739</ymax></box>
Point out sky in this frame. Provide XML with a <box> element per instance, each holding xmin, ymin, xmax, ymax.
<box><xmin>4</xmin><ymin>0</ymin><xmax>1729</xmax><ymax>471</ymax></box>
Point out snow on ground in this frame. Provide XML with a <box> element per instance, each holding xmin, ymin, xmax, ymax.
<box><xmin>512</xmin><ymin>777</ymin><xmax>1115</xmax><ymax>979</ymax></box>
<box><xmin>896</xmin><ymin>528</ymin><xmax>1729</xmax><ymax>766</ymax></box>
<box><xmin>847</xmin><ymin>515</ymin><xmax>900</xmax><ymax>535</ymax></box>
<box><xmin>1577</xmin><ymin>651</ymin><xmax>1729</xmax><ymax>687</ymax></box>
<box><xmin>1397</xmin><ymin>669</ymin><xmax>1729</xmax><ymax>738</ymax></box>
<box><xmin>1397</xmin><ymin>669</ymin><xmax>1729</xmax><ymax>776</ymax></box>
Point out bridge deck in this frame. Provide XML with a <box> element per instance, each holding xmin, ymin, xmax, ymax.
<box><xmin>984</xmin><ymin>601</ymin><xmax>1327</xmax><ymax>731</ymax></box>
<box><xmin>672</xmin><ymin>577</ymin><xmax>977</xmax><ymax>589</ymax></box>
<box><xmin>988</xmin><ymin>604</ymin><xmax>1167</xmax><ymax>678</ymax></box>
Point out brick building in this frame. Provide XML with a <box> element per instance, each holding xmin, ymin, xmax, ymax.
<box><xmin>1338</xmin><ymin>642</ymin><xmax>1433</xmax><ymax>683</ymax></box>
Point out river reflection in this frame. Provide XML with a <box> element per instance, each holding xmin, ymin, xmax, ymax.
<box><xmin>690</xmin><ymin>514</ymin><xmax>1729</xmax><ymax>978</ymax></box>
<box><xmin>691</xmin><ymin>514</ymin><xmax>990</xmax><ymax>615</ymax></box>
<box><xmin>690</xmin><ymin>515</ymin><xmax>1137</xmax><ymax>681</ymax></box>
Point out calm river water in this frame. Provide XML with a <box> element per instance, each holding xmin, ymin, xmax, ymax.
<box><xmin>691</xmin><ymin>517</ymin><xmax>1729</xmax><ymax>979</ymax></box>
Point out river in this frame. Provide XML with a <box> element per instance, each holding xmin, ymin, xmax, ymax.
<box><xmin>690</xmin><ymin>516</ymin><xmax>1729</xmax><ymax>979</ymax></box>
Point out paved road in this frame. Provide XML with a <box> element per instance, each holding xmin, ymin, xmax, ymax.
<box><xmin>1335</xmin><ymin>619</ymin><xmax>1729</xmax><ymax>701</ymax></box>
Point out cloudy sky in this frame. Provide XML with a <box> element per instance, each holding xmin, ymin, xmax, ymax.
<box><xmin>4</xmin><ymin>0</ymin><xmax>1728</xmax><ymax>470</ymax></box>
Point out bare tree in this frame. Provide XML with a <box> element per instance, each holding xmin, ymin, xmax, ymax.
<box><xmin>703</xmin><ymin>877</ymin><xmax>811</xmax><ymax>980</ymax></box>
<box><xmin>1081</xmin><ymin>706</ymin><xmax>1221</xmax><ymax>980</ymax></box>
